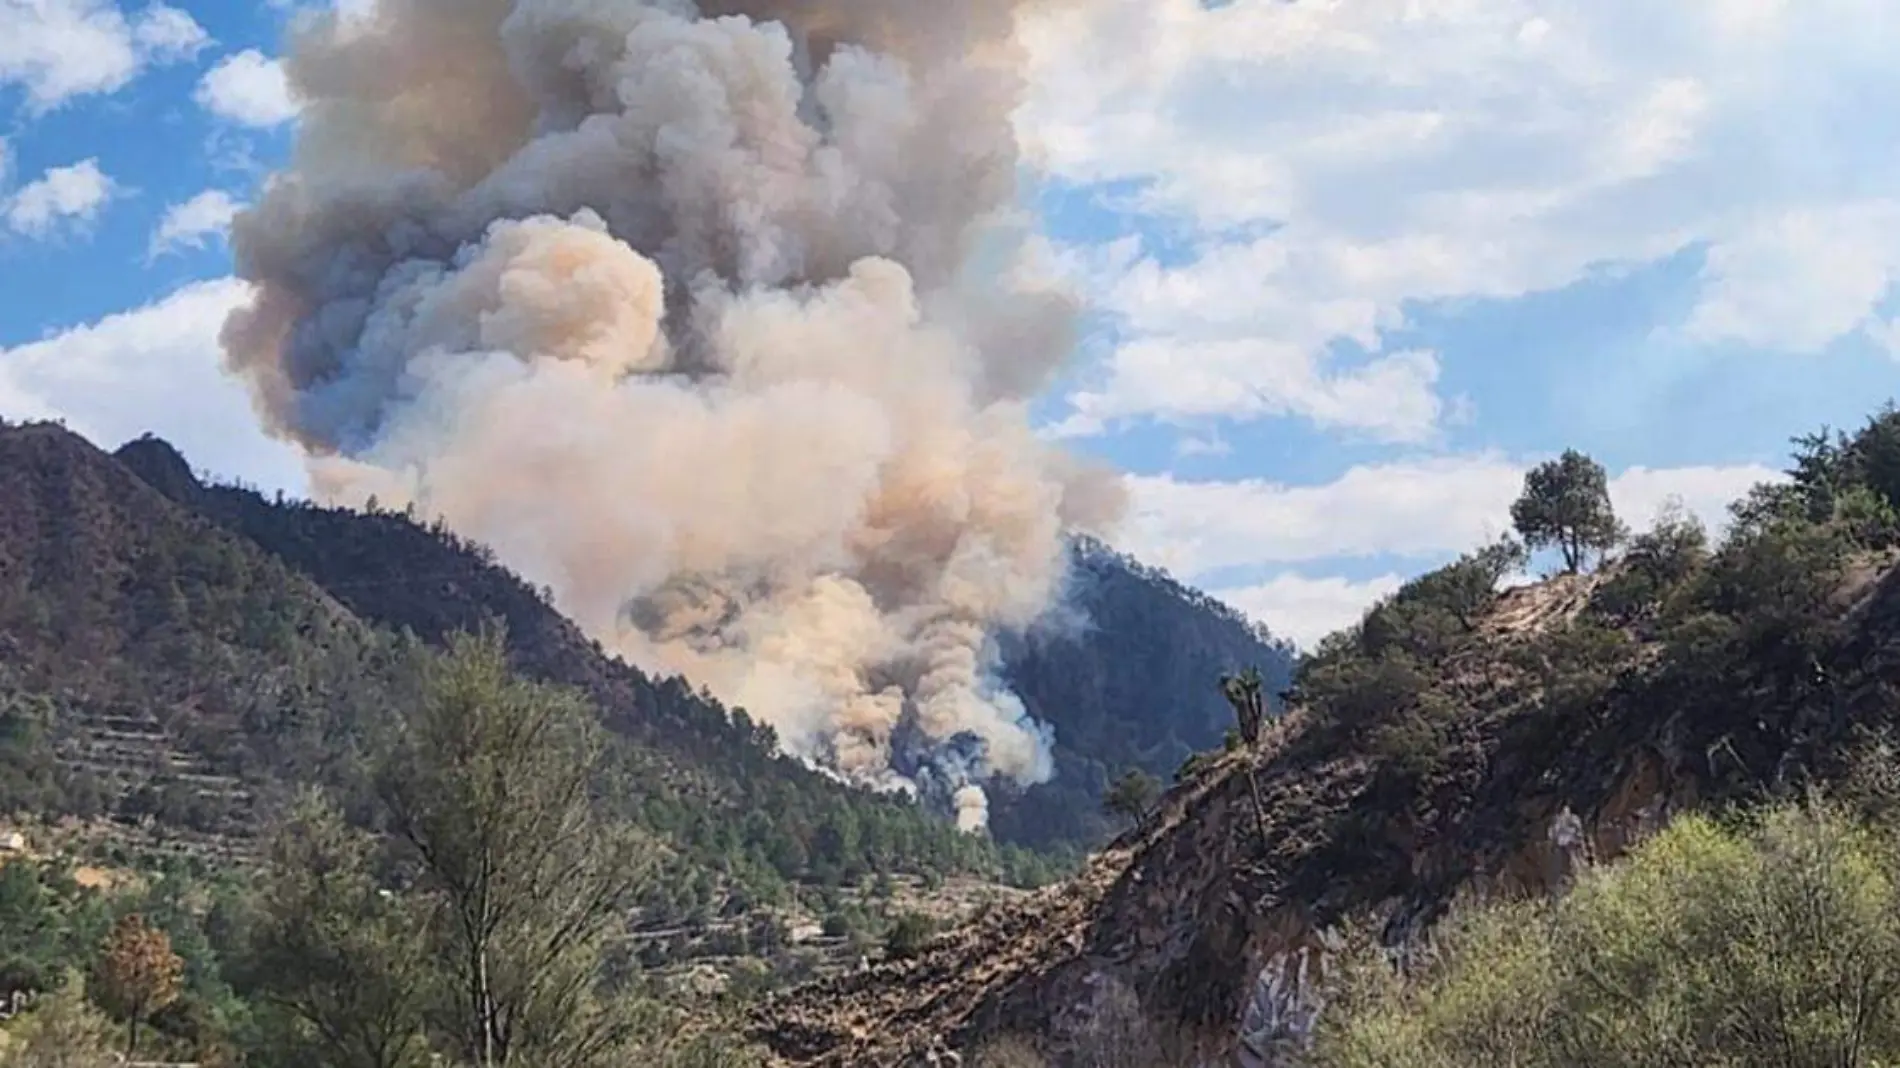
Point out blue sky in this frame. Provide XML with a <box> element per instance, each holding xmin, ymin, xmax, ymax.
<box><xmin>1</xmin><ymin>0</ymin><xmax>1896</xmax><ymax>648</ymax></box>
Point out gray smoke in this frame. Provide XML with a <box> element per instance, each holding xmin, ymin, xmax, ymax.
<box><xmin>220</xmin><ymin>0</ymin><xmax>1124</xmax><ymax>830</ymax></box>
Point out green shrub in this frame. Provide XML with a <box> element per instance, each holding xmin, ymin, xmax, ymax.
<box><xmin>1313</xmin><ymin>803</ymin><xmax>1900</xmax><ymax>1068</ymax></box>
<box><xmin>883</xmin><ymin>913</ymin><xmax>938</xmax><ymax>962</ymax></box>
<box><xmin>1589</xmin><ymin>504</ymin><xmax>1709</xmax><ymax>624</ymax></box>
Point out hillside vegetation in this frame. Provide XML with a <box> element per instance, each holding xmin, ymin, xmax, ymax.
<box><xmin>110</xmin><ymin>433</ymin><xmax>1292</xmax><ymax>858</ymax></box>
<box><xmin>752</xmin><ymin>402</ymin><xmax>1900</xmax><ymax>1066</ymax></box>
<box><xmin>6</xmin><ymin>422</ymin><xmax>1042</xmax><ymax>890</ymax></box>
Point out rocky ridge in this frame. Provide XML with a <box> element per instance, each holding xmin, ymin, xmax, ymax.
<box><xmin>753</xmin><ymin>552</ymin><xmax>1900</xmax><ymax>1065</ymax></box>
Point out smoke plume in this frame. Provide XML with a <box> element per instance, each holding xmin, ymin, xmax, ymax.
<box><xmin>221</xmin><ymin>0</ymin><xmax>1124</xmax><ymax>829</ymax></box>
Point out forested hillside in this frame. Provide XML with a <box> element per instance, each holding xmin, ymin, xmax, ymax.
<box><xmin>113</xmin><ymin>433</ymin><xmax>1294</xmax><ymax>856</ymax></box>
<box><xmin>5</xmin><ymin>422</ymin><xmax>1054</xmax><ymax>890</ymax></box>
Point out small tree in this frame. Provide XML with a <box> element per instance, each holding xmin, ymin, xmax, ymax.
<box><xmin>249</xmin><ymin>791</ymin><xmax>435</xmax><ymax>1068</ymax></box>
<box><xmin>883</xmin><ymin>913</ymin><xmax>938</xmax><ymax>961</ymax></box>
<box><xmin>1510</xmin><ymin>450</ymin><xmax>1625</xmax><ymax>572</ymax></box>
<box><xmin>378</xmin><ymin>629</ymin><xmax>649</xmax><ymax>1068</ymax></box>
<box><xmin>93</xmin><ymin>913</ymin><xmax>182</xmax><ymax>1057</ymax></box>
<box><xmin>1102</xmin><ymin>770</ymin><xmax>1163</xmax><ymax>827</ymax></box>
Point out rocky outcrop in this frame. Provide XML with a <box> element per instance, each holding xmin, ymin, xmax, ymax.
<box><xmin>752</xmin><ymin>559</ymin><xmax>1900</xmax><ymax>1066</ymax></box>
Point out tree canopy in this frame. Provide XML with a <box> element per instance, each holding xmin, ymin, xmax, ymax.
<box><xmin>1510</xmin><ymin>449</ymin><xmax>1624</xmax><ymax>572</ymax></box>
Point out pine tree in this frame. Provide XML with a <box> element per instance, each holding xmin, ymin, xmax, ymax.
<box><xmin>378</xmin><ymin>628</ymin><xmax>649</xmax><ymax>1067</ymax></box>
<box><xmin>249</xmin><ymin>790</ymin><xmax>434</xmax><ymax>1068</ymax></box>
<box><xmin>1511</xmin><ymin>450</ymin><xmax>1625</xmax><ymax>572</ymax></box>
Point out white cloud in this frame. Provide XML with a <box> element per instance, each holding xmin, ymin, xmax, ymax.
<box><xmin>148</xmin><ymin>189</ymin><xmax>244</xmax><ymax>258</ymax></box>
<box><xmin>194</xmin><ymin>49</ymin><xmax>299</xmax><ymax>127</ymax></box>
<box><xmin>1118</xmin><ymin>455</ymin><xmax>1781</xmax><ymax>579</ymax></box>
<box><xmin>0</xmin><ymin>278</ymin><xmax>308</xmax><ymax>493</ymax></box>
<box><xmin>132</xmin><ymin>2</ymin><xmax>208</xmax><ymax>58</ymax></box>
<box><xmin>1121</xmin><ymin>455</ymin><xmax>1528</xmax><ymax>578</ymax></box>
<box><xmin>4</xmin><ymin>158</ymin><xmax>116</xmax><ymax>237</ymax></box>
<box><xmin>1682</xmin><ymin>202</ymin><xmax>1900</xmax><ymax>352</ymax></box>
<box><xmin>1020</xmin><ymin>0</ymin><xmax>1900</xmax><ymax>436</ymax></box>
<box><xmin>0</xmin><ymin>0</ymin><xmax>209</xmax><ymax>111</ymax></box>
<box><xmin>1123</xmin><ymin>455</ymin><xmax>1781</xmax><ymax>646</ymax></box>
<box><xmin>1865</xmin><ymin>317</ymin><xmax>1900</xmax><ymax>361</ymax></box>
<box><xmin>1216</xmin><ymin>572</ymin><xmax>1407</xmax><ymax>651</ymax></box>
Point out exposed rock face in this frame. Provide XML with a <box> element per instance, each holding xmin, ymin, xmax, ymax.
<box><xmin>752</xmin><ymin>560</ymin><xmax>1900</xmax><ymax>1066</ymax></box>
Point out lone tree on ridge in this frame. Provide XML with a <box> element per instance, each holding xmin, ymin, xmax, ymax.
<box><xmin>1510</xmin><ymin>449</ymin><xmax>1625</xmax><ymax>573</ymax></box>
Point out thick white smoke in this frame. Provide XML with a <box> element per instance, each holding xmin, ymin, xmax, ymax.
<box><xmin>221</xmin><ymin>0</ymin><xmax>1124</xmax><ymax>829</ymax></box>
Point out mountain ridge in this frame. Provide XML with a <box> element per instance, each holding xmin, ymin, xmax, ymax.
<box><xmin>1</xmin><ymin>420</ymin><xmax>1293</xmax><ymax>859</ymax></box>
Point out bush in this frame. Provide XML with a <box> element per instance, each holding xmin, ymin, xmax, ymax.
<box><xmin>0</xmin><ymin>972</ymin><xmax>117</xmax><ymax>1067</ymax></box>
<box><xmin>1294</xmin><ymin>653</ymin><xmax>1430</xmax><ymax>734</ymax></box>
<box><xmin>1589</xmin><ymin>503</ymin><xmax>1709</xmax><ymax>624</ymax></box>
<box><xmin>1361</xmin><ymin>538</ymin><xmax>1527</xmax><ymax>662</ymax></box>
<box><xmin>1312</xmin><ymin>803</ymin><xmax>1900</xmax><ymax>1068</ymax></box>
<box><xmin>882</xmin><ymin>913</ymin><xmax>938</xmax><ymax>962</ymax></box>
<box><xmin>1366</xmin><ymin>699</ymin><xmax>1456</xmax><ymax>786</ymax></box>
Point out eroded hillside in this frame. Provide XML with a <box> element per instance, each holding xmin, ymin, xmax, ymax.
<box><xmin>752</xmin><ymin>415</ymin><xmax>1900</xmax><ymax>1066</ymax></box>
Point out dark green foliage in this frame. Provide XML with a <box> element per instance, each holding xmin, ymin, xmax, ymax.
<box><xmin>1510</xmin><ymin>449</ymin><xmax>1624</xmax><ymax>572</ymax></box>
<box><xmin>1293</xmin><ymin>649</ymin><xmax>1431</xmax><ymax>734</ymax></box>
<box><xmin>244</xmin><ymin>793</ymin><xmax>434</xmax><ymax>1068</ymax></box>
<box><xmin>1366</xmin><ymin>690</ymin><xmax>1461</xmax><ymax>785</ymax></box>
<box><xmin>1730</xmin><ymin>405</ymin><xmax>1900</xmax><ymax>548</ymax></box>
<box><xmin>1102</xmin><ymin>770</ymin><xmax>1163</xmax><ymax>827</ymax></box>
<box><xmin>882</xmin><ymin>913</ymin><xmax>938</xmax><ymax>962</ymax></box>
<box><xmin>1362</xmin><ymin>537</ymin><xmax>1527</xmax><ymax>661</ymax></box>
<box><xmin>1511</xmin><ymin>619</ymin><xmax>1635</xmax><ymax>721</ymax></box>
<box><xmin>1588</xmin><ymin>501</ymin><xmax>1710</xmax><ymax>625</ymax></box>
<box><xmin>1648</xmin><ymin>513</ymin><xmax>1852</xmax><ymax>718</ymax></box>
<box><xmin>0</xmin><ymin>862</ymin><xmax>112</xmax><ymax>1000</ymax></box>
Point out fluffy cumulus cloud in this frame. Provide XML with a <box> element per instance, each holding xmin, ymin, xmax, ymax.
<box><xmin>1123</xmin><ymin>456</ymin><xmax>1782</xmax><ymax>647</ymax></box>
<box><xmin>1019</xmin><ymin>0</ymin><xmax>1900</xmax><ymax>440</ymax></box>
<box><xmin>0</xmin><ymin>278</ymin><xmax>307</xmax><ymax>492</ymax></box>
<box><xmin>149</xmin><ymin>189</ymin><xmax>244</xmax><ymax>257</ymax></box>
<box><xmin>194</xmin><ymin>49</ymin><xmax>299</xmax><ymax>127</ymax></box>
<box><xmin>4</xmin><ymin>158</ymin><xmax>116</xmax><ymax>237</ymax></box>
<box><xmin>0</xmin><ymin>0</ymin><xmax>209</xmax><ymax>112</ymax></box>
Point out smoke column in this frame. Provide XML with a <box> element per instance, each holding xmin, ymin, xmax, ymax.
<box><xmin>221</xmin><ymin>0</ymin><xmax>1125</xmax><ymax>831</ymax></box>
